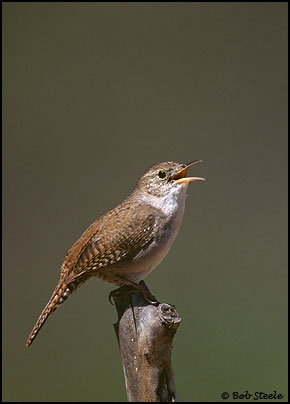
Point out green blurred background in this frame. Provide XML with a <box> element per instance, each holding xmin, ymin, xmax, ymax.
<box><xmin>3</xmin><ymin>3</ymin><xmax>288</xmax><ymax>402</ymax></box>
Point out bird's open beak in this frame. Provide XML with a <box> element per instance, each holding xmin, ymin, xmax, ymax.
<box><xmin>171</xmin><ymin>160</ymin><xmax>205</xmax><ymax>184</ymax></box>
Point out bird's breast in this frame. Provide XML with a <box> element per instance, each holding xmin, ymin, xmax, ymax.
<box><xmin>112</xmin><ymin>200</ymin><xmax>186</xmax><ymax>282</ymax></box>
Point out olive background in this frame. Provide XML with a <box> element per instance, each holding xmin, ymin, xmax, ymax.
<box><xmin>3</xmin><ymin>3</ymin><xmax>288</xmax><ymax>402</ymax></box>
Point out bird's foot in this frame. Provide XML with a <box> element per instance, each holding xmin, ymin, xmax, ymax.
<box><xmin>109</xmin><ymin>282</ymin><xmax>158</xmax><ymax>305</ymax></box>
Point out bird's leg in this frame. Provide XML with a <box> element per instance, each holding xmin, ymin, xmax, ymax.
<box><xmin>109</xmin><ymin>278</ymin><xmax>158</xmax><ymax>305</ymax></box>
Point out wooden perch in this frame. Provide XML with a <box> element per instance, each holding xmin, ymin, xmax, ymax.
<box><xmin>112</xmin><ymin>281</ymin><xmax>181</xmax><ymax>402</ymax></box>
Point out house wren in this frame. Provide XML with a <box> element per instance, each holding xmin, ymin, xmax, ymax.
<box><xmin>26</xmin><ymin>160</ymin><xmax>204</xmax><ymax>346</ymax></box>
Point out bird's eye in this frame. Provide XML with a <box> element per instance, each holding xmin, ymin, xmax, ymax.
<box><xmin>158</xmin><ymin>170</ymin><xmax>166</xmax><ymax>179</ymax></box>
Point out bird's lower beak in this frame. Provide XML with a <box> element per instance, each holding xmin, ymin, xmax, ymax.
<box><xmin>172</xmin><ymin>160</ymin><xmax>205</xmax><ymax>184</ymax></box>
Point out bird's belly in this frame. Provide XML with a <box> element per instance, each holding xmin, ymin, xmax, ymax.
<box><xmin>111</xmin><ymin>211</ymin><xmax>184</xmax><ymax>283</ymax></box>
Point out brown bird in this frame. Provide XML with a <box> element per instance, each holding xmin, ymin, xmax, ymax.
<box><xmin>26</xmin><ymin>160</ymin><xmax>204</xmax><ymax>346</ymax></box>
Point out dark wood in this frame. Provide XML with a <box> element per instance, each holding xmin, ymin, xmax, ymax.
<box><xmin>113</xmin><ymin>281</ymin><xmax>181</xmax><ymax>402</ymax></box>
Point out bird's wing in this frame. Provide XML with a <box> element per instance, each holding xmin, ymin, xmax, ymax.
<box><xmin>61</xmin><ymin>202</ymin><xmax>158</xmax><ymax>279</ymax></box>
<box><xmin>26</xmin><ymin>203</ymin><xmax>158</xmax><ymax>346</ymax></box>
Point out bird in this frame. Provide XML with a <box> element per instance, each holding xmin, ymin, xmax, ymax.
<box><xmin>26</xmin><ymin>160</ymin><xmax>205</xmax><ymax>346</ymax></box>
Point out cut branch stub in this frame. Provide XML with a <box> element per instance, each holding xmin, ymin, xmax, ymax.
<box><xmin>113</xmin><ymin>281</ymin><xmax>181</xmax><ymax>402</ymax></box>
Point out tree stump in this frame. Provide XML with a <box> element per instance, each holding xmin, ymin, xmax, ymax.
<box><xmin>112</xmin><ymin>281</ymin><xmax>181</xmax><ymax>402</ymax></box>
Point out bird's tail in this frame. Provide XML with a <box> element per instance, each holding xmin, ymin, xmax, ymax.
<box><xmin>26</xmin><ymin>281</ymin><xmax>72</xmax><ymax>347</ymax></box>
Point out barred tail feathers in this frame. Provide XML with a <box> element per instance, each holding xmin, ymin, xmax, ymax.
<box><xmin>26</xmin><ymin>283</ymin><xmax>71</xmax><ymax>347</ymax></box>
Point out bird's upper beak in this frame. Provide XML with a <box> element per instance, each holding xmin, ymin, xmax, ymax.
<box><xmin>171</xmin><ymin>160</ymin><xmax>205</xmax><ymax>184</ymax></box>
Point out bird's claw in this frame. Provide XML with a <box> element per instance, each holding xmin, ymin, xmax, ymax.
<box><xmin>109</xmin><ymin>284</ymin><xmax>159</xmax><ymax>306</ymax></box>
